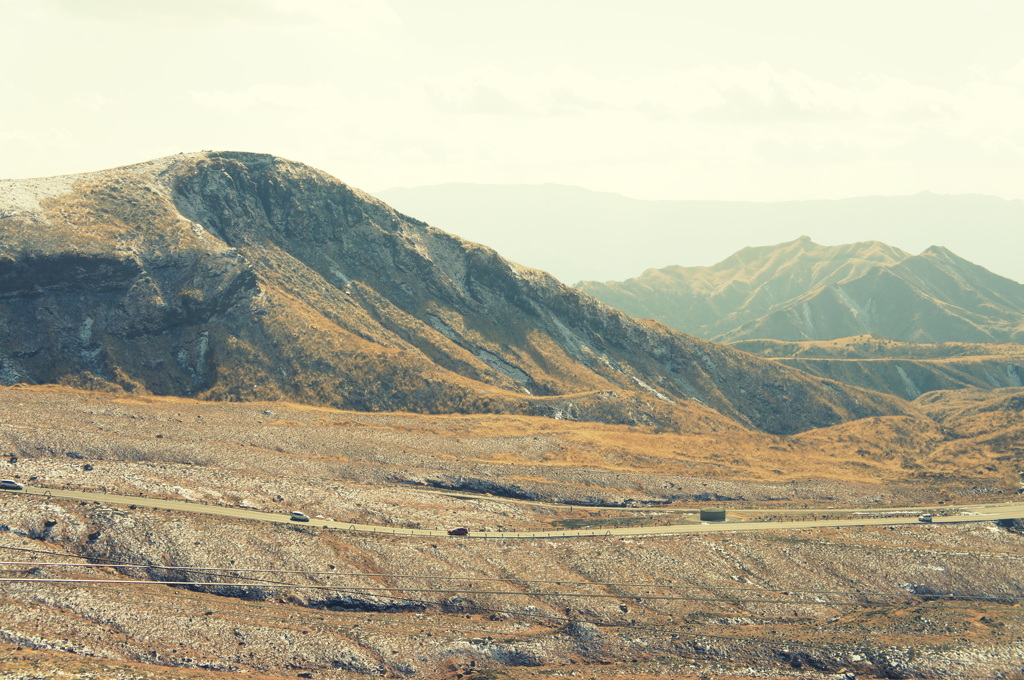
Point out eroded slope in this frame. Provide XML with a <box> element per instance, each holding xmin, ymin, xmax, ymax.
<box><xmin>0</xmin><ymin>153</ymin><xmax>910</xmax><ymax>434</ymax></box>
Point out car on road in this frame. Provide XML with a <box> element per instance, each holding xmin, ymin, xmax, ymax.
<box><xmin>289</xmin><ymin>511</ymin><xmax>310</xmax><ymax>522</ymax></box>
<box><xmin>0</xmin><ymin>479</ymin><xmax>24</xmax><ymax>490</ymax></box>
<box><xmin>918</xmin><ymin>513</ymin><xmax>933</xmax><ymax>523</ymax></box>
<box><xmin>447</xmin><ymin>527</ymin><xmax>469</xmax><ymax>536</ymax></box>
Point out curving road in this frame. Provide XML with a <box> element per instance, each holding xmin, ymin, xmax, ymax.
<box><xmin>4</xmin><ymin>485</ymin><xmax>1023</xmax><ymax>539</ymax></box>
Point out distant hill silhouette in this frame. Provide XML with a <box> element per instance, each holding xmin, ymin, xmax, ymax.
<box><xmin>375</xmin><ymin>183</ymin><xmax>1024</xmax><ymax>286</ymax></box>
<box><xmin>578</xmin><ymin>237</ymin><xmax>1024</xmax><ymax>344</ymax></box>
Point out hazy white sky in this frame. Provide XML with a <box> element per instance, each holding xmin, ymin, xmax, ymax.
<box><xmin>1</xmin><ymin>0</ymin><xmax>1023</xmax><ymax>202</ymax></box>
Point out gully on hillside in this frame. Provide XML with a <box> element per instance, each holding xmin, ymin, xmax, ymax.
<box><xmin>0</xmin><ymin>151</ymin><xmax>909</xmax><ymax>433</ymax></box>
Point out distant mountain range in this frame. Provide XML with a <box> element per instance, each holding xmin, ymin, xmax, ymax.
<box><xmin>577</xmin><ymin>237</ymin><xmax>1024</xmax><ymax>344</ymax></box>
<box><xmin>0</xmin><ymin>152</ymin><xmax>908</xmax><ymax>435</ymax></box>
<box><xmin>375</xmin><ymin>183</ymin><xmax>1024</xmax><ymax>286</ymax></box>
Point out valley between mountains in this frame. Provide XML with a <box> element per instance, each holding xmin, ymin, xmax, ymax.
<box><xmin>1</xmin><ymin>152</ymin><xmax>1023</xmax><ymax>680</ymax></box>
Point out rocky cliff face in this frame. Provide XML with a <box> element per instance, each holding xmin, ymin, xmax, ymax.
<box><xmin>0</xmin><ymin>152</ymin><xmax>908</xmax><ymax>434</ymax></box>
<box><xmin>578</xmin><ymin>237</ymin><xmax>1024</xmax><ymax>343</ymax></box>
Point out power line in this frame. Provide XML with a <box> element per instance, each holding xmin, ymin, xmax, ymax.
<box><xmin>6</xmin><ymin>558</ymin><xmax>1021</xmax><ymax>673</ymax></box>
<box><xmin>3</xmin><ymin>544</ymin><xmax>1021</xmax><ymax>603</ymax></box>
<box><xmin>8</xmin><ymin>577</ymin><xmax>1020</xmax><ymax>673</ymax></box>
<box><xmin>3</xmin><ymin>576</ymin><xmax>1014</xmax><ymax>607</ymax></box>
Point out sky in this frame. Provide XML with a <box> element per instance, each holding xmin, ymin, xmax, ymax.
<box><xmin>1</xmin><ymin>0</ymin><xmax>1023</xmax><ymax>204</ymax></box>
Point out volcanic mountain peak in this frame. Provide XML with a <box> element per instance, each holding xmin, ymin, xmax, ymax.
<box><xmin>578</xmin><ymin>237</ymin><xmax>1024</xmax><ymax>344</ymax></box>
<box><xmin>0</xmin><ymin>152</ymin><xmax>910</xmax><ymax>434</ymax></box>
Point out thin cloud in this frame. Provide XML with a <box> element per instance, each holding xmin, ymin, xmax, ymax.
<box><xmin>33</xmin><ymin>0</ymin><xmax>400</xmax><ymax>32</ymax></box>
<box><xmin>34</xmin><ymin>0</ymin><xmax>279</xmax><ymax>24</ymax></box>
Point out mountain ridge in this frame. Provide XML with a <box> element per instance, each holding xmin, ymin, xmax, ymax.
<box><xmin>375</xmin><ymin>183</ymin><xmax>1024</xmax><ymax>285</ymax></box>
<box><xmin>0</xmin><ymin>151</ymin><xmax>910</xmax><ymax>435</ymax></box>
<box><xmin>578</xmin><ymin>237</ymin><xmax>1024</xmax><ymax>344</ymax></box>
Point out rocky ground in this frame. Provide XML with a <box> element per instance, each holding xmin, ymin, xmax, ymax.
<box><xmin>1</xmin><ymin>386</ymin><xmax>1023</xmax><ymax>679</ymax></box>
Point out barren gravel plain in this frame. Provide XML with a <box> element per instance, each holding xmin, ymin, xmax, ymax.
<box><xmin>1</xmin><ymin>385</ymin><xmax>1023</xmax><ymax>679</ymax></box>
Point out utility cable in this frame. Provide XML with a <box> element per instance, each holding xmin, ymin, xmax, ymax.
<box><xmin>9</xmin><ymin>578</ymin><xmax>1020</xmax><ymax>673</ymax></box>
<box><xmin>2</xmin><ymin>547</ymin><xmax>1020</xmax><ymax>603</ymax></box>
<box><xmin>2</xmin><ymin>577</ymin><xmax>1016</xmax><ymax>607</ymax></box>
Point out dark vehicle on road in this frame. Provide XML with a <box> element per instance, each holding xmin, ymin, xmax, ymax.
<box><xmin>0</xmin><ymin>479</ymin><xmax>24</xmax><ymax>490</ymax></box>
<box><xmin>447</xmin><ymin>527</ymin><xmax>469</xmax><ymax>536</ymax></box>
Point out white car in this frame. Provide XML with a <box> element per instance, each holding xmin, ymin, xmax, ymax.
<box><xmin>289</xmin><ymin>511</ymin><xmax>310</xmax><ymax>522</ymax></box>
<box><xmin>0</xmin><ymin>479</ymin><xmax>24</xmax><ymax>490</ymax></box>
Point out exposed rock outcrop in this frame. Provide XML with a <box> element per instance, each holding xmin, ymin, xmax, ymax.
<box><xmin>0</xmin><ymin>152</ymin><xmax>910</xmax><ymax>433</ymax></box>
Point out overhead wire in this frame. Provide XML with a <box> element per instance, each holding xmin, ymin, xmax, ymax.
<box><xmin>2</xmin><ymin>545</ymin><xmax>1021</xmax><ymax>604</ymax></box>
<box><xmin>4</xmin><ymin>421</ymin><xmax>1023</xmax><ymax>674</ymax></box>
<box><xmin>6</xmin><ymin>576</ymin><xmax>1020</xmax><ymax>673</ymax></box>
<box><xmin>2</xmin><ymin>574</ymin><xmax>1017</xmax><ymax>608</ymax></box>
<box><xmin>4</xmin><ymin>547</ymin><xmax>1021</xmax><ymax>673</ymax></box>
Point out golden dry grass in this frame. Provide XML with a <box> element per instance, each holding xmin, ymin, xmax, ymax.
<box><xmin>13</xmin><ymin>383</ymin><xmax>1023</xmax><ymax>495</ymax></box>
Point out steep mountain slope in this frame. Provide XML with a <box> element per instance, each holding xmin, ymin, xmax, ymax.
<box><xmin>578</xmin><ymin>237</ymin><xmax>1024</xmax><ymax>343</ymax></box>
<box><xmin>733</xmin><ymin>336</ymin><xmax>1024</xmax><ymax>400</ymax></box>
<box><xmin>0</xmin><ymin>152</ymin><xmax>908</xmax><ymax>434</ymax></box>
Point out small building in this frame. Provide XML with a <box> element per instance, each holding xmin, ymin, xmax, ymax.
<box><xmin>700</xmin><ymin>508</ymin><xmax>726</xmax><ymax>522</ymax></box>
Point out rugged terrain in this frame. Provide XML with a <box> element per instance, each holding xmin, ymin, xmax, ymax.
<box><xmin>3</xmin><ymin>154</ymin><xmax>1024</xmax><ymax>679</ymax></box>
<box><xmin>577</xmin><ymin>237</ymin><xmax>1024</xmax><ymax>343</ymax></box>
<box><xmin>0</xmin><ymin>153</ymin><xmax>909</xmax><ymax>435</ymax></box>
<box><xmin>1</xmin><ymin>385</ymin><xmax>1024</xmax><ymax>679</ymax></box>
<box><xmin>732</xmin><ymin>336</ymin><xmax>1024</xmax><ymax>400</ymax></box>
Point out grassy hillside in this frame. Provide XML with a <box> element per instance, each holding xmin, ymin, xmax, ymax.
<box><xmin>579</xmin><ymin>238</ymin><xmax>1024</xmax><ymax>343</ymax></box>
<box><xmin>0</xmin><ymin>152</ymin><xmax>910</xmax><ymax>435</ymax></box>
<box><xmin>733</xmin><ymin>336</ymin><xmax>1024</xmax><ymax>400</ymax></box>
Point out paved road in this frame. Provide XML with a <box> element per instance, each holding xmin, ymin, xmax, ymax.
<box><xmin>414</xmin><ymin>486</ymin><xmax>977</xmax><ymax>517</ymax></box>
<box><xmin>4</xmin><ymin>486</ymin><xmax>1023</xmax><ymax>539</ymax></box>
